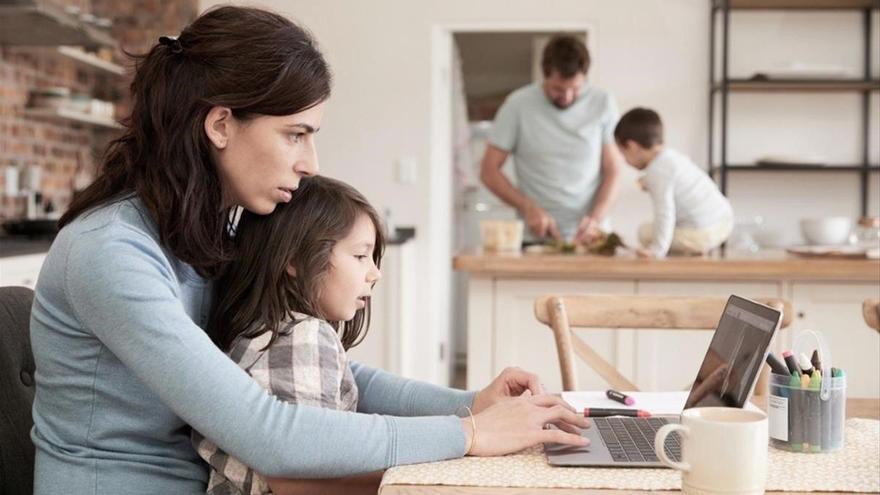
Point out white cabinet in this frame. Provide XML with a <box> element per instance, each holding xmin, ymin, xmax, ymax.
<box><xmin>0</xmin><ymin>253</ymin><xmax>46</xmax><ymax>289</ymax></box>
<box><xmin>789</xmin><ymin>282</ymin><xmax>880</xmax><ymax>398</ymax></box>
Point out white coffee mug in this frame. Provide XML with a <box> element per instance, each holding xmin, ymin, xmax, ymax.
<box><xmin>654</xmin><ymin>407</ymin><xmax>768</xmax><ymax>495</ymax></box>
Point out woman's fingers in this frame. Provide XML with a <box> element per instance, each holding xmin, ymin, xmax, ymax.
<box><xmin>548</xmin><ymin>420</ymin><xmax>581</xmax><ymax>435</ymax></box>
<box><xmin>529</xmin><ymin>394</ymin><xmax>576</xmax><ymax>413</ymax></box>
<box><xmin>539</xmin><ymin>428</ymin><xmax>590</xmax><ymax>447</ymax></box>
<box><xmin>542</xmin><ymin>404</ymin><xmax>590</xmax><ymax>429</ymax></box>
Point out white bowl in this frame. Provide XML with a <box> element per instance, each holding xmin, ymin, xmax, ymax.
<box><xmin>800</xmin><ymin>217</ymin><xmax>852</xmax><ymax>246</ymax></box>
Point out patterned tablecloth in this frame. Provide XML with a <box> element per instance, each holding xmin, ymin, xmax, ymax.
<box><xmin>380</xmin><ymin>419</ymin><xmax>880</xmax><ymax>492</ymax></box>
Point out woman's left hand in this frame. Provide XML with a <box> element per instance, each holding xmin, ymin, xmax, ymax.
<box><xmin>472</xmin><ymin>367</ymin><xmax>546</xmax><ymax>414</ymax></box>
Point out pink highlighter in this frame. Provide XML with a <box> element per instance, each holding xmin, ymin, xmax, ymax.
<box><xmin>606</xmin><ymin>389</ymin><xmax>635</xmax><ymax>406</ymax></box>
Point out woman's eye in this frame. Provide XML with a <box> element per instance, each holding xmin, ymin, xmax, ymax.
<box><xmin>289</xmin><ymin>133</ymin><xmax>305</xmax><ymax>143</ymax></box>
<box><xmin>355</xmin><ymin>255</ymin><xmax>368</xmax><ymax>261</ymax></box>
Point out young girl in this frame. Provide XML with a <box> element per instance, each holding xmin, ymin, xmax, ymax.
<box><xmin>192</xmin><ymin>176</ymin><xmax>383</xmax><ymax>494</ymax></box>
<box><xmin>30</xmin><ymin>5</ymin><xmax>587</xmax><ymax>494</ymax></box>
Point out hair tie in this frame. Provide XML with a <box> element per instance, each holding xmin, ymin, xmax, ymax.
<box><xmin>158</xmin><ymin>35</ymin><xmax>183</xmax><ymax>54</ymax></box>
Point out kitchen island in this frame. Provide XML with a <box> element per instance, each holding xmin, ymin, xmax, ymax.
<box><xmin>454</xmin><ymin>249</ymin><xmax>880</xmax><ymax>397</ymax></box>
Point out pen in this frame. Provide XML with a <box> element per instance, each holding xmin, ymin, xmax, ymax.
<box><xmin>606</xmin><ymin>389</ymin><xmax>635</xmax><ymax>406</ymax></box>
<box><xmin>583</xmin><ymin>408</ymin><xmax>651</xmax><ymax>418</ymax></box>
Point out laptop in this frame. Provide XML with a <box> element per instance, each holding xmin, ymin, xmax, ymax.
<box><xmin>545</xmin><ymin>295</ymin><xmax>782</xmax><ymax>467</ymax></box>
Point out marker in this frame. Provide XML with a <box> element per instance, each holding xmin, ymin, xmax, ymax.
<box><xmin>830</xmin><ymin>368</ymin><xmax>845</xmax><ymax>449</ymax></box>
<box><xmin>810</xmin><ymin>350</ymin><xmax>822</xmax><ymax>374</ymax></box>
<box><xmin>783</xmin><ymin>350</ymin><xmax>799</xmax><ymax>375</ymax></box>
<box><xmin>606</xmin><ymin>389</ymin><xmax>635</xmax><ymax>406</ymax></box>
<box><xmin>584</xmin><ymin>408</ymin><xmax>651</xmax><ymax>418</ymax></box>
<box><xmin>789</xmin><ymin>371</ymin><xmax>803</xmax><ymax>452</ymax></box>
<box><xmin>766</xmin><ymin>353</ymin><xmax>789</xmax><ymax>376</ymax></box>
<box><xmin>799</xmin><ymin>353</ymin><xmax>814</xmax><ymax>377</ymax></box>
<box><xmin>800</xmin><ymin>373</ymin><xmax>811</xmax><ymax>451</ymax></box>
<box><xmin>808</xmin><ymin>370</ymin><xmax>822</xmax><ymax>452</ymax></box>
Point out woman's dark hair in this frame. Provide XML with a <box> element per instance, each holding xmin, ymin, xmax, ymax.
<box><xmin>541</xmin><ymin>35</ymin><xmax>590</xmax><ymax>78</ymax></box>
<box><xmin>59</xmin><ymin>6</ymin><xmax>332</xmax><ymax>277</ymax></box>
<box><xmin>614</xmin><ymin>107</ymin><xmax>664</xmax><ymax>148</ymax></box>
<box><xmin>209</xmin><ymin>176</ymin><xmax>386</xmax><ymax>352</ymax></box>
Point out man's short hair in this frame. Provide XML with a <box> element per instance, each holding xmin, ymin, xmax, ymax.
<box><xmin>614</xmin><ymin>107</ymin><xmax>664</xmax><ymax>148</ymax></box>
<box><xmin>541</xmin><ymin>35</ymin><xmax>590</xmax><ymax>78</ymax></box>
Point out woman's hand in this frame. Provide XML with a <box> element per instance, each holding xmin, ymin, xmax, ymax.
<box><xmin>462</xmin><ymin>392</ymin><xmax>590</xmax><ymax>456</ymax></box>
<box><xmin>472</xmin><ymin>367</ymin><xmax>545</xmax><ymax>414</ymax></box>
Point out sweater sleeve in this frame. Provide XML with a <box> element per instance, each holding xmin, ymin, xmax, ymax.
<box><xmin>64</xmin><ymin>225</ymin><xmax>467</xmax><ymax>478</ymax></box>
<box><xmin>644</xmin><ymin>168</ymin><xmax>677</xmax><ymax>258</ymax></box>
<box><xmin>351</xmin><ymin>361</ymin><xmax>476</xmax><ymax>416</ymax></box>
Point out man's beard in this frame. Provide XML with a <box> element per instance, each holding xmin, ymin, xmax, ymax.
<box><xmin>552</xmin><ymin>98</ymin><xmax>572</xmax><ymax>110</ymax></box>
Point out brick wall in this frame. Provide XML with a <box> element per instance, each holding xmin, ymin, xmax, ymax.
<box><xmin>0</xmin><ymin>0</ymin><xmax>197</xmax><ymax>222</ymax></box>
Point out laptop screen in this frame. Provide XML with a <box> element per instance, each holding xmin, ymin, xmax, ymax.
<box><xmin>683</xmin><ymin>295</ymin><xmax>781</xmax><ymax>410</ymax></box>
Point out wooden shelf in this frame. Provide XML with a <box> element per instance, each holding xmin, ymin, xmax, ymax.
<box><xmin>23</xmin><ymin>107</ymin><xmax>122</xmax><ymax>130</ymax></box>
<box><xmin>715</xmin><ymin>0</ymin><xmax>879</xmax><ymax>10</ymax></box>
<box><xmin>712</xmin><ymin>164</ymin><xmax>880</xmax><ymax>173</ymax></box>
<box><xmin>57</xmin><ymin>46</ymin><xmax>124</xmax><ymax>76</ymax></box>
<box><xmin>0</xmin><ymin>3</ymin><xmax>115</xmax><ymax>49</ymax></box>
<box><xmin>715</xmin><ymin>79</ymin><xmax>880</xmax><ymax>92</ymax></box>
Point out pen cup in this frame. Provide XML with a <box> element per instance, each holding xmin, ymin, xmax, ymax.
<box><xmin>767</xmin><ymin>372</ymin><xmax>846</xmax><ymax>453</ymax></box>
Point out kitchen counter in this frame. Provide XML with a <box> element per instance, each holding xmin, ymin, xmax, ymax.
<box><xmin>455</xmin><ymin>247</ymin><xmax>880</xmax><ymax>396</ymax></box>
<box><xmin>453</xmin><ymin>248</ymin><xmax>880</xmax><ymax>282</ymax></box>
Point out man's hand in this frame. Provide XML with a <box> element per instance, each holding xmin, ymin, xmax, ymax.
<box><xmin>636</xmin><ymin>248</ymin><xmax>655</xmax><ymax>259</ymax></box>
<box><xmin>573</xmin><ymin>215</ymin><xmax>602</xmax><ymax>244</ymax></box>
<box><xmin>523</xmin><ymin>203</ymin><xmax>561</xmax><ymax>242</ymax></box>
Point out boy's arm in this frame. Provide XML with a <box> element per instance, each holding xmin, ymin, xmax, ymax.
<box><xmin>646</xmin><ymin>173</ymin><xmax>676</xmax><ymax>258</ymax></box>
<box><xmin>350</xmin><ymin>361</ymin><xmax>476</xmax><ymax>416</ymax></box>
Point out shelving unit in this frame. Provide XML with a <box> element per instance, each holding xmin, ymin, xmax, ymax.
<box><xmin>23</xmin><ymin>107</ymin><xmax>121</xmax><ymax>130</ymax></box>
<box><xmin>709</xmin><ymin>0</ymin><xmax>880</xmax><ymax>216</ymax></box>
<box><xmin>57</xmin><ymin>46</ymin><xmax>125</xmax><ymax>76</ymax></box>
<box><xmin>0</xmin><ymin>1</ymin><xmax>115</xmax><ymax>49</ymax></box>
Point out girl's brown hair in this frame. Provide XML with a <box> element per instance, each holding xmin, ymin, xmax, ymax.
<box><xmin>59</xmin><ymin>6</ymin><xmax>332</xmax><ymax>278</ymax></box>
<box><xmin>209</xmin><ymin>176</ymin><xmax>385</xmax><ymax>351</ymax></box>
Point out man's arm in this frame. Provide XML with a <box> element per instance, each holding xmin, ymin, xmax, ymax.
<box><xmin>479</xmin><ymin>144</ymin><xmax>527</xmax><ymax>211</ymax></box>
<box><xmin>480</xmin><ymin>144</ymin><xmax>561</xmax><ymax>240</ymax></box>
<box><xmin>574</xmin><ymin>142</ymin><xmax>624</xmax><ymax>242</ymax></box>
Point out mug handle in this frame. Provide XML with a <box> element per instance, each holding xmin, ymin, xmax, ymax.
<box><xmin>654</xmin><ymin>423</ymin><xmax>691</xmax><ymax>472</ymax></box>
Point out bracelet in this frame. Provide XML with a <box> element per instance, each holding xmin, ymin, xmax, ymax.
<box><xmin>463</xmin><ymin>405</ymin><xmax>477</xmax><ymax>455</ymax></box>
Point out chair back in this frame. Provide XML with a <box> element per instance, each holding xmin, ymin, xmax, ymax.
<box><xmin>0</xmin><ymin>286</ymin><xmax>36</xmax><ymax>495</ymax></box>
<box><xmin>534</xmin><ymin>294</ymin><xmax>793</xmax><ymax>392</ymax></box>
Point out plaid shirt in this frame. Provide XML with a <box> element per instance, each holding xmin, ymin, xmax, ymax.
<box><xmin>192</xmin><ymin>313</ymin><xmax>358</xmax><ymax>494</ymax></box>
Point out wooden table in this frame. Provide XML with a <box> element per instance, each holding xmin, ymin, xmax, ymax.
<box><xmin>379</xmin><ymin>398</ymin><xmax>880</xmax><ymax>495</ymax></box>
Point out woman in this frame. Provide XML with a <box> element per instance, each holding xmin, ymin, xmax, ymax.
<box><xmin>30</xmin><ymin>6</ymin><xmax>588</xmax><ymax>494</ymax></box>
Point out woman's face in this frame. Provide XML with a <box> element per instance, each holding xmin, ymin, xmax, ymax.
<box><xmin>317</xmin><ymin>213</ymin><xmax>382</xmax><ymax>322</ymax></box>
<box><xmin>213</xmin><ymin>101</ymin><xmax>326</xmax><ymax>215</ymax></box>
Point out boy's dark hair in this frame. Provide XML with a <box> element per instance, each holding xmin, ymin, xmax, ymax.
<box><xmin>209</xmin><ymin>176</ymin><xmax>385</xmax><ymax>352</ymax></box>
<box><xmin>541</xmin><ymin>35</ymin><xmax>590</xmax><ymax>78</ymax></box>
<box><xmin>614</xmin><ymin>107</ymin><xmax>664</xmax><ymax>148</ymax></box>
<box><xmin>59</xmin><ymin>6</ymin><xmax>332</xmax><ymax>278</ymax></box>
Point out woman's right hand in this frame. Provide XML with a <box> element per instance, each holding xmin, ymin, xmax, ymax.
<box><xmin>462</xmin><ymin>392</ymin><xmax>590</xmax><ymax>456</ymax></box>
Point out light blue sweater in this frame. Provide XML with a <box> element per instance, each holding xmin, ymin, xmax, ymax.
<box><xmin>30</xmin><ymin>196</ymin><xmax>475</xmax><ymax>494</ymax></box>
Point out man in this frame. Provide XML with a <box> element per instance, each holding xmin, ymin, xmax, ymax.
<box><xmin>480</xmin><ymin>35</ymin><xmax>623</xmax><ymax>244</ymax></box>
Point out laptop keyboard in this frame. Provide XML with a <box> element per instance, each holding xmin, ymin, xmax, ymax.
<box><xmin>594</xmin><ymin>417</ymin><xmax>682</xmax><ymax>463</ymax></box>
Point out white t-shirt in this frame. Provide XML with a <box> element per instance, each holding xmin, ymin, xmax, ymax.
<box><xmin>642</xmin><ymin>148</ymin><xmax>733</xmax><ymax>256</ymax></box>
<box><xmin>489</xmin><ymin>83</ymin><xmax>619</xmax><ymax>240</ymax></box>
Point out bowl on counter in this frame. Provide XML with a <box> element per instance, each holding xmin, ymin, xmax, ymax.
<box><xmin>479</xmin><ymin>219</ymin><xmax>523</xmax><ymax>252</ymax></box>
<box><xmin>799</xmin><ymin>217</ymin><xmax>852</xmax><ymax>246</ymax></box>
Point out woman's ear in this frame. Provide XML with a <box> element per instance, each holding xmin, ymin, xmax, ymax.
<box><xmin>286</xmin><ymin>263</ymin><xmax>297</xmax><ymax>277</ymax></box>
<box><xmin>204</xmin><ymin>106</ymin><xmax>233</xmax><ymax>150</ymax></box>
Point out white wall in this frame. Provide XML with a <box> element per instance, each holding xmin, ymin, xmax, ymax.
<box><xmin>200</xmin><ymin>0</ymin><xmax>879</xmax><ymax>384</ymax></box>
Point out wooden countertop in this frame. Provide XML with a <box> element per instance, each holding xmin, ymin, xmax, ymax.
<box><xmin>453</xmin><ymin>248</ymin><xmax>880</xmax><ymax>282</ymax></box>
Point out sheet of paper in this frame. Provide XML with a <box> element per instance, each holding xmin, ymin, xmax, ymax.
<box><xmin>560</xmin><ymin>391</ymin><xmax>689</xmax><ymax>415</ymax></box>
<box><xmin>561</xmin><ymin>390</ymin><xmax>762</xmax><ymax>415</ymax></box>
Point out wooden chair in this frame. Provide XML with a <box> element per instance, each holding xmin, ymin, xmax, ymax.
<box><xmin>534</xmin><ymin>294</ymin><xmax>793</xmax><ymax>393</ymax></box>
<box><xmin>864</xmin><ymin>299</ymin><xmax>880</xmax><ymax>332</ymax></box>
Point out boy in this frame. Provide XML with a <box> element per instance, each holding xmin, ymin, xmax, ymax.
<box><xmin>614</xmin><ymin>108</ymin><xmax>733</xmax><ymax>258</ymax></box>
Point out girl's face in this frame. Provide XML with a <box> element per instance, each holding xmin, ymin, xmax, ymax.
<box><xmin>213</xmin><ymin>102</ymin><xmax>326</xmax><ymax>215</ymax></box>
<box><xmin>317</xmin><ymin>213</ymin><xmax>382</xmax><ymax>322</ymax></box>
